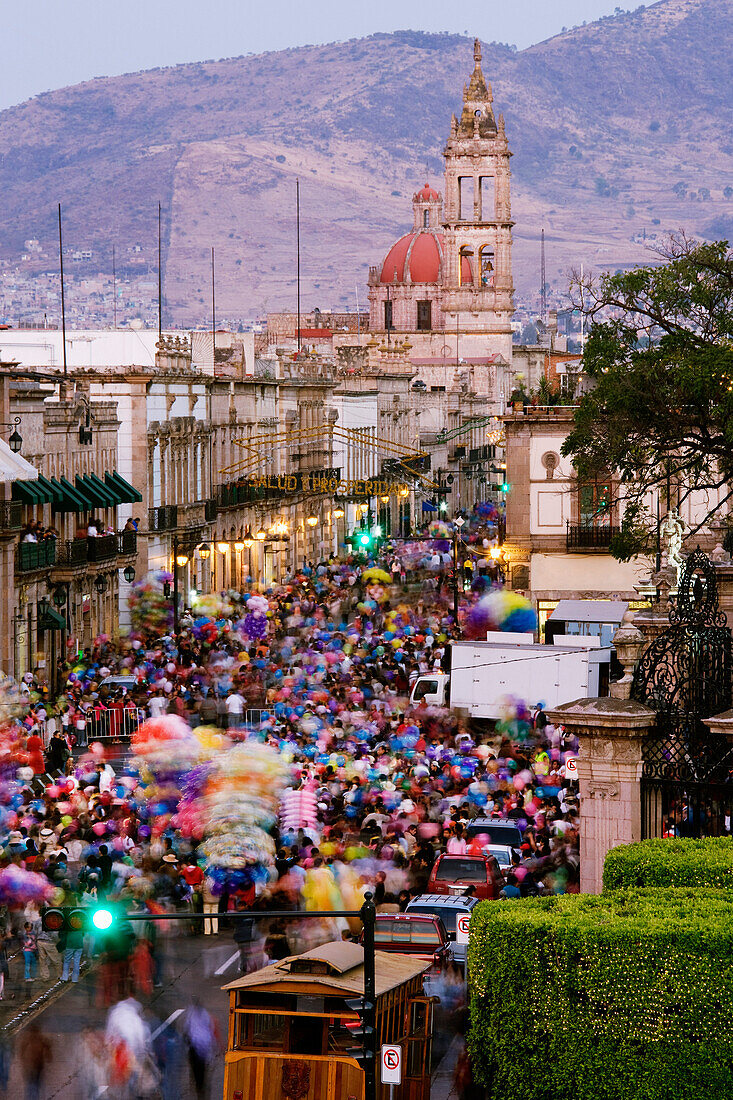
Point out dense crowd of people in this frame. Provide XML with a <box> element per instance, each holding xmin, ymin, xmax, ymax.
<box><xmin>0</xmin><ymin>508</ymin><xmax>580</xmax><ymax>1096</ymax></box>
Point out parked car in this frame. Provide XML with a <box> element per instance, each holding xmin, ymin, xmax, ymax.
<box><xmin>464</xmin><ymin>819</ymin><xmax>523</xmax><ymax>850</ymax></box>
<box><xmin>405</xmin><ymin>894</ymin><xmax>479</xmax><ymax>967</ymax></box>
<box><xmin>427</xmin><ymin>853</ymin><xmax>503</xmax><ymax>901</ymax></box>
<box><xmin>369</xmin><ymin>913</ymin><xmax>451</xmax><ymax>967</ymax></box>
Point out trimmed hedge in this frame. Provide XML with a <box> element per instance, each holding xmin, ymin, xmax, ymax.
<box><xmin>467</xmin><ymin>889</ymin><xmax>733</xmax><ymax>1100</ymax></box>
<box><xmin>603</xmin><ymin>837</ymin><xmax>733</xmax><ymax>892</ymax></box>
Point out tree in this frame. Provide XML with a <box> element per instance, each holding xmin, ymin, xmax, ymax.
<box><xmin>562</xmin><ymin>235</ymin><xmax>733</xmax><ymax>560</ymax></box>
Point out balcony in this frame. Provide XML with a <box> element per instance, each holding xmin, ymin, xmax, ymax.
<box><xmin>117</xmin><ymin>530</ymin><xmax>138</xmax><ymax>556</ymax></box>
<box><xmin>566</xmin><ymin>523</ymin><xmax>620</xmax><ymax>551</ymax></box>
<box><xmin>16</xmin><ymin>540</ymin><xmax>56</xmax><ymax>572</ymax></box>
<box><xmin>55</xmin><ymin>538</ymin><xmax>88</xmax><ymax>566</ymax></box>
<box><xmin>148</xmin><ymin>505</ymin><xmax>178</xmax><ymax>532</ymax></box>
<box><xmin>204</xmin><ymin>498</ymin><xmax>218</xmax><ymax>522</ymax></box>
<box><xmin>87</xmin><ymin>533</ymin><xmax>118</xmax><ymax>562</ymax></box>
<box><xmin>0</xmin><ymin>502</ymin><xmax>23</xmax><ymax>533</ymax></box>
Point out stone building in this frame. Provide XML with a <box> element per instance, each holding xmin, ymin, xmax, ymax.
<box><xmin>366</xmin><ymin>39</ymin><xmax>514</xmax><ymax>399</ymax></box>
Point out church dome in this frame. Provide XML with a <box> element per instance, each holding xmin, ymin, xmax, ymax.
<box><xmin>380</xmin><ymin>230</ymin><xmax>444</xmax><ymax>284</ymax></box>
<box><xmin>413</xmin><ymin>182</ymin><xmax>440</xmax><ymax>202</ymax></box>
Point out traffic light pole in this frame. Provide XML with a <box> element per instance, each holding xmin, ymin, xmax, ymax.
<box><xmin>53</xmin><ymin>896</ymin><xmax>379</xmax><ymax>1100</ymax></box>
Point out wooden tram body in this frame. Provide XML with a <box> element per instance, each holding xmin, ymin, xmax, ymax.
<box><xmin>222</xmin><ymin>940</ymin><xmax>433</xmax><ymax>1100</ymax></box>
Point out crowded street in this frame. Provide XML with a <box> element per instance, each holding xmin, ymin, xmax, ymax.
<box><xmin>0</xmin><ymin>506</ymin><xmax>581</xmax><ymax>1097</ymax></box>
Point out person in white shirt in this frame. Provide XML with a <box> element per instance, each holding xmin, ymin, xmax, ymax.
<box><xmin>225</xmin><ymin>690</ymin><xmax>245</xmax><ymax>728</ymax></box>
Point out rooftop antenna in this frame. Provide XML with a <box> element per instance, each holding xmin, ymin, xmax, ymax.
<box><xmin>112</xmin><ymin>244</ymin><xmax>117</xmax><ymax>329</ymax></box>
<box><xmin>296</xmin><ymin>178</ymin><xmax>301</xmax><ymax>352</ymax></box>
<box><xmin>157</xmin><ymin>201</ymin><xmax>163</xmax><ymax>343</ymax></box>
<box><xmin>540</xmin><ymin>227</ymin><xmax>547</xmax><ymax>322</ymax></box>
<box><xmin>57</xmin><ymin>203</ymin><xmax>68</xmax><ymax>382</ymax></box>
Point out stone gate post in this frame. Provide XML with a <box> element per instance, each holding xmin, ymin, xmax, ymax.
<box><xmin>545</xmin><ymin>617</ymin><xmax>655</xmax><ymax>894</ymax></box>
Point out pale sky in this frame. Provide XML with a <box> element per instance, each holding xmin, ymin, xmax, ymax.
<box><xmin>0</xmin><ymin>0</ymin><xmax>649</xmax><ymax>111</ymax></box>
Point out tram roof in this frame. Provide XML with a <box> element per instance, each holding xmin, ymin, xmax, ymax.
<box><xmin>224</xmin><ymin>941</ymin><xmax>428</xmax><ymax>998</ymax></box>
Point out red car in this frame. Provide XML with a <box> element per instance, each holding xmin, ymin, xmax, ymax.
<box><xmin>427</xmin><ymin>853</ymin><xmax>503</xmax><ymax>900</ymax></box>
<box><xmin>368</xmin><ymin>913</ymin><xmax>452</xmax><ymax>970</ymax></box>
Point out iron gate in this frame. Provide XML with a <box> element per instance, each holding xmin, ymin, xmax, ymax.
<box><xmin>631</xmin><ymin>548</ymin><xmax>733</xmax><ymax>838</ymax></box>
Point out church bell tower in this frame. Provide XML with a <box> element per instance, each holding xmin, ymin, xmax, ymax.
<box><xmin>441</xmin><ymin>39</ymin><xmax>514</xmax><ymax>359</ymax></box>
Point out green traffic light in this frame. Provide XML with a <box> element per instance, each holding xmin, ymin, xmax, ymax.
<box><xmin>501</xmin><ymin>482</ymin><xmax>510</xmax><ymax>493</ymax></box>
<box><xmin>359</xmin><ymin>533</ymin><xmax>371</xmax><ymax>547</ymax></box>
<box><xmin>91</xmin><ymin>907</ymin><xmax>114</xmax><ymax>931</ymax></box>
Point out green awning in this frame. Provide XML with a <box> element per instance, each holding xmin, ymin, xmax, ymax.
<box><xmin>76</xmin><ymin>475</ymin><xmax>105</xmax><ymax>509</ymax></box>
<box><xmin>56</xmin><ymin>475</ymin><xmax>91</xmax><ymax>512</ymax></box>
<box><xmin>87</xmin><ymin>471</ymin><xmax>123</xmax><ymax>507</ymax></box>
<box><xmin>105</xmin><ymin>470</ymin><xmax>143</xmax><ymax>504</ymax></box>
<box><xmin>36</xmin><ymin>474</ymin><xmax>60</xmax><ymax>504</ymax></box>
<box><xmin>38</xmin><ymin>606</ymin><xmax>67</xmax><ymax>631</ymax></box>
<box><xmin>12</xmin><ymin>479</ymin><xmax>45</xmax><ymax>505</ymax></box>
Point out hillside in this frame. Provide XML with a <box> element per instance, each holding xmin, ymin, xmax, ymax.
<box><xmin>0</xmin><ymin>0</ymin><xmax>731</xmax><ymax>324</ymax></box>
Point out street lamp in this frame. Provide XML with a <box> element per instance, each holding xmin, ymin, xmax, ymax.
<box><xmin>123</xmin><ymin>565</ymin><xmax>135</xmax><ymax>584</ymax></box>
<box><xmin>452</xmin><ymin>516</ymin><xmax>465</xmax><ymax>628</ymax></box>
<box><xmin>94</xmin><ymin>575</ymin><xmax>109</xmax><ymax>594</ymax></box>
<box><xmin>242</xmin><ymin>529</ymin><xmax>254</xmax><ymax>549</ymax></box>
<box><xmin>198</xmin><ymin>542</ymin><xmax>211</xmax><ymax>560</ymax></box>
<box><xmin>306</xmin><ymin>514</ymin><xmax>318</xmax><ymax>528</ymax></box>
<box><xmin>216</xmin><ymin>541</ymin><xmax>229</xmax><ymax>554</ymax></box>
<box><xmin>175</xmin><ymin>552</ymin><xmax>189</xmax><ymax>567</ymax></box>
<box><xmin>255</xmin><ymin>527</ymin><xmax>267</xmax><ymax>541</ymax></box>
<box><xmin>234</xmin><ymin>537</ymin><xmax>245</xmax><ymax>552</ymax></box>
<box><xmin>333</xmin><ymin>503</ymin><xmax>345</xmax><ymax>519</ymax></box>
<box><xmin>8</xmin><ymin>417</ymin><xmax>22</xmax><ymax>454</ymax></box>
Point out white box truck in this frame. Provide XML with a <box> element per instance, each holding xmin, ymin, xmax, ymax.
<box><xmin>410</xmin><ymin>633</ymin><xmax>610</xmax><ymax>720</ymax></box>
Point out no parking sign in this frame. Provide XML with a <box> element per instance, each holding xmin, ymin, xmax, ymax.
<box><xmin>381</xmin><ymin>1044</ymin><xmax>402</xmax><ymax>1085</ymax></box>
<box><xmin>456</xmin><ymin>913</ymin><xmax>472</xmax><ymax>945</ymax></box>
<box><xmin>565</xmin><ymin>755</ymin><xmax>578</xmax><ymax>777</ymax></box>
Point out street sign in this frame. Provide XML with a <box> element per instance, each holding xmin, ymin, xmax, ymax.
<box><xmin>456</xmin><ymin>913</ymin><xmax>472</xmax><ymax>945</ymax></box>
<box><xmin>381</xmin><ymin>1044</ymin><xmax>402</xmax><ymax>1085</ymax></box>
<box><xmin>565</xmin><ymin>755</ymin><xmax>578</xmax><ymax>776</ymax></box>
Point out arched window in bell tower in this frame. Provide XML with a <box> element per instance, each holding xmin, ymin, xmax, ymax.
<box><xmin>458</xmin><ymin>246</ymin><xmax>474</xmax><ymax>286</ymax></box>
<box><xmin>423</xmin><ymin>209</ymin><xmax>429</xmax><ymax>228</ymax></box>
<box><xmin>479</xmin><ymin>245</ymin><xmax>495</xmax><ymax>287</ymax></box>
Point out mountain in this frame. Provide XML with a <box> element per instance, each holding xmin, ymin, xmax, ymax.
<box><xmin>0</xmin><ymin>0</ymin><xmax>731</xmax><ymax>324</ymax></box>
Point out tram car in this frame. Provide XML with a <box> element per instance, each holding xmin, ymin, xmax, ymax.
<box><xmin>222</xmin><ymin>940</ymin><xmax>434</xmax><ymax>1100</ymax></box>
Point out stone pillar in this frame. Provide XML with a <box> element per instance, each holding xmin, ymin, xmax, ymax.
<box><xmin>544</xmin><ymin>697</ymin><xmax>656</xmax><ymax>894</ymax></box>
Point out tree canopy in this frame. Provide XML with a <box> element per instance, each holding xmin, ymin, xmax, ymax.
<box><xmin>562</xmin><ymin>236</ymin><xmax>733</xmax><ymax>559</ymax></box>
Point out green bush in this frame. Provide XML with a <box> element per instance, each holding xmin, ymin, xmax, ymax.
<box><xmin>467</xmin><ymin>889</ymin><xmax>733</xmax><ymax>1100</ymax></box>
<box><xmin>603</xmin><ymin>837</ymin><xmax>733</xmax><ymax>892</ymax></box>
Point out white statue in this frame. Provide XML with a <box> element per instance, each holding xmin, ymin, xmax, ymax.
<box><xmin>660</xmin><ymin>509</ymin><xmax>687</xmax><ymax>587</ymax></box>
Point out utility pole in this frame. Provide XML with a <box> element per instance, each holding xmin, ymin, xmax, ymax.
<box><xmin>57</xmin><ymin>204</ymin><xmax>68</xmax><ymax>384</ymax></box>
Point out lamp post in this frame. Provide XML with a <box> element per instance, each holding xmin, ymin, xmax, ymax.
<box><xmin>453</xmin><ymin>515</ymin><xmax>465</xmax><ymax>628</ymax></box>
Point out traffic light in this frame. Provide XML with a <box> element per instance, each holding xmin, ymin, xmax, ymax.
<box><xmin>344</xmin><ymin>994</ymin><xmax>377</xmax><ymax>1072</ymax></box>
<box><xmin>500</xmin><ymin>482</ymin><xmax>510</xmax><ymax>493</ymax></box>
<box><xmin>358</xmin><ymin>532</ymin><xmax>372</xmax><ymax>549</ymax></box>
<box><xmin>42</xmin><ymin>906</ymin><xmax>86</xmax><ymax>933</ymax></box>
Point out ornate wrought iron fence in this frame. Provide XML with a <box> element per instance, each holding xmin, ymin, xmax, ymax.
<box><xmin>632</xmin><ymin>548</ymin><xmax>733</xmax><ymax>837</ymax></box>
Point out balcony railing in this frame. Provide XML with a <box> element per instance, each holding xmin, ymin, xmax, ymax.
<box><xmin>204</xmin><ymin>498</ymin><xmax>218</xmax><ymax>522</ymax></box>
<box><xmin>17</xmin><ymin>540</ymin><xmax>56</xmax><ymax>572</ymax></box>
<box><xmin>148</xmin><ymin>505</ymin><xmax>178</xmax><ymax>532</ymax></box>
<box><xmin>55</xmin><ymin>538</ymin><xmax>88</xmax><ymax>566</ymax></box>
<box><xmin>0</xmin><ymin>501</ymin><xmax>23</xmax><ymax>531</ymax></box>
<box><xmin>117</xmin><ymin>530</ymin><xmax>138</xmax><ymax>555</ymax></box>
<box><xmin>566</xmin><ymin>522</ymin><xmax>620</xmax><ymax>551</ymax></box>
<box><xmin>87</xmin><ymin>533</ymin><xmax>118</xmax><ymax>562</ymax></box>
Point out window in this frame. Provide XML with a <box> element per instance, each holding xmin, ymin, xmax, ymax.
<box><xmin>434</xmin><ymin>858</ymin><xmax>486</xmax><ymax>883</ymax></box>
<box><xmin>458</xmin><ymin>177</ymin><xmax>474</xmax><ymax>220</ymax></box>
<box><xmin>479</xmin><ymin>176</ymin><xmax>495</xmax><ymax>221</ymax></box>
<box><xmin>384</xmin><ymin>300</ymin><xmax>393</xmax><ymax>331</ymax></box>
<box><xmin>458</xmin><ymin>247</ymin><xmax>474</xmax><ymax>286</ymax></box>
<box><xmin>579</xmin><ymin>479</ymin><xmax>611</xmax><ymax>526</ymax></box>
<box><xmin>375</xmin><ymin>919</ymin><xmax>441</xmax><ymax>947</ymax></box>
<box><xmin>423</xmin><ymin>209</ymin><xmax>429</xmax><ymax>228</ymax></box>
<box><xmin>479</xmin><ymin>245</ymin><xmax>495</xmax><ymax>286</ymax></box>
<box><xmin>412</xmin><ymin>679</ymin><xmax>438</xmax><ymax>701</ymax></box>
<box><xmin>417</xmin><ymin>300</ymin><xmax>431</xmax><ymax>331</ymax></box>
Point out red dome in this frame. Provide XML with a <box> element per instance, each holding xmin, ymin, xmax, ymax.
<box><xmin>414</xmin><ymin>182</ymin><xmax>440</xmax><ymax>202</ymax></box>
<box><xmin>379</xmin><ymin>230</ymin><xmax>473</xmax><ymax>285</ymax></box>
<box><xmin>380</xmin><ymin>230</ymin><xmax>444</xmax><ymax>284</ymax></box>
